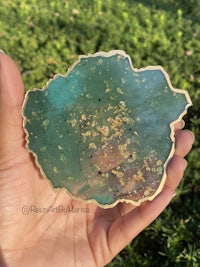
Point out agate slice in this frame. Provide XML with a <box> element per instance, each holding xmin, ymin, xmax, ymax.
<box><xmin>22</xmin><ymin>50</ymin><xmax>192</xmax><ymax>208</ymax></box>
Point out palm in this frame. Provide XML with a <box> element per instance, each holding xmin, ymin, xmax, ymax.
<box><xmin>0</xmin><ymin>144</ymin><xmax>135</xmax><ymax>267</ymax></box>
<box><xmin>0</xmin><ymin>53</ymin><xmax>194</xmax><ymax>267</ymax></box>
<box><xmin>0</xmin><ymin>141</ymin><xmax>137</xmax><ymax>267</ymax></box>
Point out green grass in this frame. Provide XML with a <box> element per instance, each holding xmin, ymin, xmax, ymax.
<box><xmin>0</xmin><ymin>0</ymin><xmax>200</xmax><ymax>266</ymax></box>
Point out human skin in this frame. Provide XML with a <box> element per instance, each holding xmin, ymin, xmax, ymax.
<box><xmin>0</xmin><ymin>52</ymin><xmax>194</xmax><ymax>267</ymax></box>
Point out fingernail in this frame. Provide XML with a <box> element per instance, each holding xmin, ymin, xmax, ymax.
<box><xmin>183</xmin><ymin>158</ymin><xmax>188</xmax><ymax>170</ymax></box>
<box><xmin>191</xmin><ymin>131</ymin><xmax>195</xmax><ymax>143</ymax></box>
<box><xmin>180</xmin><ymin>119</ymin><xmax>185</xmax><ymax>129</ymax></box>
<box><xmin>0</xmin><ymin>49</ymin><xmax>5</xmax><ymax>54</ymax></box>
<box><xmin>184</xmin><ymin>129</ymin><xmax>195</xmax><ymax>144</ymax></box>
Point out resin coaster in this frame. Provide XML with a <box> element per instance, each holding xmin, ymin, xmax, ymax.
<box><xmin>22</xmin><ymin>50</ymin><xmax>192</xmax><ymax>208</ymax></box>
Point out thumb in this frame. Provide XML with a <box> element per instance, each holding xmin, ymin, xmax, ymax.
<box><xmin>0</xmin><ymin>52</ymin><xmax>25</xmax><ymax>157</ymax></box>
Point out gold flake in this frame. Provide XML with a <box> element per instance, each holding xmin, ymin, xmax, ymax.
<box><xmin>91</xmin><ymin>131</ymin><xmax>99</xmax><ymax>137</ymax></box>
<box><xmin>67</xmin><ymin>119</ymin><xmax>77</xmax><ymax>127</ymax></box>
<box><xmin>134</xmin><ymin>170</ymin><xmax>144</xmax><ymax>182</ymax></box>
<box><xmin>97</xmin><ymin>59</ymin><xmax>103</xmax><ymax>65</ymax></box>
<box><xmin>81</xmin><ymin>114</ymin><xmax>86</xmax><ymax>121</ymax></box>
<box><xmin>91</xmin><ymin>120</ymin><xmax>96</xmax><ymax>127</ymax></box>
<box><xmin>119</xmin><ymin>177</ymin><xmax>125</xmax><ymax>186</ymax></box>
<box><xmin>85</xmin><ymin>131</ymin><xmax>92</xmax><ymax>137</ymax></box>
<box><xmin>42</xmin><ymin>119</ymin><xmax>49</xmax><ymax>130</ymax></box>
<box><xmin>105</xmin><ymin>87</ymin><xmax>112</xmax><ymax>93</ymax></box>
<box><xmin>89</xmin><ymin>143</ymin><xmax>97</xmax><ymax>150</ymax></box>
<box><xmin>86</xmin><ymin>94</ymin><xmax>92</xmax><ymax>99</ymax></box>
<box><xmin>97</xmin><ymin>125</ymin><xmax>109</xmax><ymax>136</ymax></box>
<box><xmin>126</xmin><ymin>138</ymin><xmax>131</xmax><ymax>145</ymax></box>
<box><xmin>111</xmin><ymin>169</ymin><xmax>118</xmax><ymax>175</ymax></box>
<box><xmin>156</xmin><ymin>160</ymin><xmax>162</xmax><ymax>166</ymax></box>
<box><xmin>118</xmin><ymin>143</ymin><xmax>128</xmax><ymax>152</ymax></box>
<box><xmin>123</xmin><ymin>152</ymin><xmax>130</xmax><ymax>160</ymax></box>
<box><xmin>121</xmin><ymin>78</ymin><xmax>126</xmax><ymax>84</ymax></box>
<box><xmin>107</xmin><ymin>104</ymin><xmax>114</xmax><ymax>110</ymax></box>
<box><xmin>117</xmin><ymin>172</ymin><xmax>124</xmax><ymax>178</ymax></box>
<box><xmin>53</xmin><ymin>167</ymin><xmax>60</xmax><ymax>174</ymax></box>
<box><xmin>117</xmin><ymin>87</ymin><xmax>124</xmax><ymax>94</ymax></box>
<box><xmin>107</xmin><ymin>116</ymin><xmax>122</xmax><ymax>129</ymax></box>
<box><xmin>119</xmin><ymin>101</ymin><xmax>126</xmax><ymax>107</ymax></box>
<box><xmin>60</xmin><ymin>154</ymin><xmax>65</xmax><ymax>161</ymax></box>
<box><xmin>144</xmin><ymin>187</ymin><xmax>153</xmax><ymax>196</ymax></box>
<box><xmin>102</xmin><ymin>173</ymin><xmax>109</xmax><ymax>179</ymax></box>
<box><xmin>122</xmin><ymin>116</ymin><xmax>132</xmax><ymax>124</ymax></box>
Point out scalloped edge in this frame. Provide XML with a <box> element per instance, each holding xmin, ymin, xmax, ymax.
<box><xmin>22</xmin><ymin>50</ymin><xmax>192</xmax><ymax>209</ymax></box>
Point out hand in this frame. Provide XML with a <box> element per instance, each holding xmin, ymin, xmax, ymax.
<box><xmin>0</xmin><ymin>53</ymin><xmax>194</xmax><ymax>267</ymax></box>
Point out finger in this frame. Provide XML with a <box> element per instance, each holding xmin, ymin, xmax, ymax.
<box><xmin>166</xmin><ymin>155</ymin><xmax>187</xmax><ymax>189</ymax></box>
<box><xmin>107</xmin><ymin>182</ymin><xmax>175</xmax><ymax>258</ymax></box>
<box><xmin>117</xmin><ymin>202</ymin><xmax>137</xmax><ymax>217</ymax></box>
<box><xmin>107</xmin><ymin>149</ymin><xmax>189</xmax><ymax>257</ymax></box>
<box><xmin>174</xmin><ymin>120</ymin><xmax>185</xmax><ymax>131</ymax></box>
<box><xmin>0</xmin><ymin>53</ymin><xmax>25</xmax><ymax>155</ymax></box>
<box><xmin>174</xmin><ymin>129</ymin><xmax>194</xmax><ymax>157</ymax></box>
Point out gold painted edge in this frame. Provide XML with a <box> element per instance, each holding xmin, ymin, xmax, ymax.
<box><xmin>21</xmin><ymin>50</ymin><xmax>192</xmax><ymax>209</ymax></box>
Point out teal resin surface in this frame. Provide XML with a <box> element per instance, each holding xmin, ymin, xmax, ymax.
<box><xmin>22</xmin><ymin>51</ymin><xmax>192</xmax><ymax>207</ymax></box>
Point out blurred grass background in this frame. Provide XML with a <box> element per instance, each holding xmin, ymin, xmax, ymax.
<box><xmin>0</xmin><ymin>0</ymin><xmax>199</xmax><ymax>266</ymax></box>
